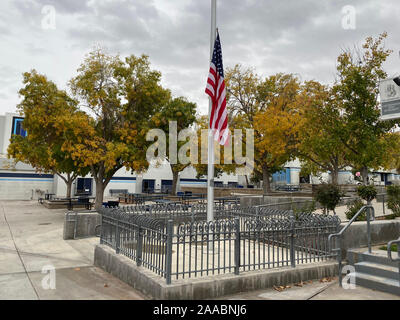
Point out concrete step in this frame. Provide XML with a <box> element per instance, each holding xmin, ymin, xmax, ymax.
<box><xmin>347</xmin><ymin>272</ymin><xmax>400</xmax><ymax>296</ymax></box>
<box><xmin>355</xmin><ymin>261</ymin><xmax>400</xmax><ymax>281</ymax></box>
<box><xmin>347</xmin><ymin>249</ymin><xmax>400</xmax><ymax>268</ymax></box>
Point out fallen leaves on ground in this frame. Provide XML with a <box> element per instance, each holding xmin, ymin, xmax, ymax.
<box><xmin>104</xmin><ymin>284</ymin><xmax>109</xmax><ymax>288</ymax></box>
<box><xmin>273</xmin><ymin>285</ymin><xmax>291</xmax><ymax>292</ymax></box>
<box><xmin>74</xmin><ymin>268</ymin><xmax>80</xmax><ymax>271</ymax></box>
<box><xmin>320</xmin><ymin>277</ymin><xmax>335</xmax><ymax>283</ymax></box>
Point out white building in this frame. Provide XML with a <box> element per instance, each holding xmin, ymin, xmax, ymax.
<box><xmin>1</xmin><ymin>112</ymin><xmax>399</xmax><ymax>200</ymax></box>
<box><xmin>0</xmin><ymin>113</ymin><xmax>243</xmax><ymax>200</ymax></box>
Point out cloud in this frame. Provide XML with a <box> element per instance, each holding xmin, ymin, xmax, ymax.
<box><xmin>1</xmin><ymin>0</ymin><xmax>400</xmax><ymax>116</ymax></box>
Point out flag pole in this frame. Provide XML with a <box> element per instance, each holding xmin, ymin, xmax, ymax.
<box><xmin>207</xmin><ymin>0</ymin><xmax>217</xmax><ymax>222</ymax></box>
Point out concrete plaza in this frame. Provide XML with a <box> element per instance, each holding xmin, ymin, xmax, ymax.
<box><xmin>0</xmin><ymin>200</ymin><xmax>146</xmax><ymax>300</ymax></box>
<box><xmin>0</xmin><ymin>200</ymin><xmax>398</xmax><ymax>300</ymax></box>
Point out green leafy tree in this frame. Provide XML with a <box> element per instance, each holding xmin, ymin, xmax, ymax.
<box><xmin>297</xmin><ymin>81</ymin><xmax>350</xmax><ymax>185</ymax></box>
<box><xmin>333</xmin><ymin>32</ymin><xmax>398</xmax><ymax>184</ymax></box>
<box><xmin>152</xmin><ymin>97</ymin><xmax>197</xmax><ymax>194</ymax></box>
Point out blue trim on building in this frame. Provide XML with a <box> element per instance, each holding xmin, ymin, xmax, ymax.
<box><xmin>110</xmin><ymin>177</ymin><xmax>136</xmax><ymax>181</ymax></box>
<box><xmin>0</xmin><ymin>178</ymin><xmax>53</xmax><ymax>182</ymax></box>
<box><xmin>180</xmin><ymin>178</ymin><xmax>207</xmax><ymax>183</ymax></box>
<box><xmin>109</xmin><ymin>180</ymin><xmax>136</xmax><ymax>183</ymax></box>
<box><xmin>0</xmin><ymin>172</ymin><xmax>53</xmax><ymax>179</ymax></box>
<box><xmin>180</xmin><ymin>181</ymin><xmax>207</xmax><ymax>185</ymax></box>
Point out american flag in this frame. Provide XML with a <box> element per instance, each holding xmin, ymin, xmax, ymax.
<box><xmin>205</xmin><ymin>31</ymin><xmax>229</xmax><ymax>145</ymax></box>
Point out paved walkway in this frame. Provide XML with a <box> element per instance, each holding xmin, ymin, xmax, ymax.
<box><xmin>316</xmin><ymin>199</ymin><xmax>389</xmax><ymax>222</ymax></box>
<box><xmin>1</xmin><ymin>200</ymin><xmax>398</xmax><ymax>300</ymax></box>
<box><xmin>0</xmin><ymin>200</ymin><xmax>146</xmax><ymax>300</ymax></box>
<box><xmin>218</xmin><ymin>277</ymin><xmax>400</xmax><ymax>300</ymax></box>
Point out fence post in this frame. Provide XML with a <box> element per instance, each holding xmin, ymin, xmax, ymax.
<box><xmin>99</xmin><ymin>214</ymin><xmax>104</xmax><ymax>245</ymax></box>
<box><xmin>337</xmin><ymin>237</ymin><xmax>343</xmax><ymax>287</ymax></box>
<box><xmin>115</xmin><ymin>218</ymin><xmax>120</xmax><ymax>254</ymax></box>
<box><xmin>136</xmin><ymin>225</ymin><xmax>143</xmax><ymax>266</ymax></box>
<box><xmin>290</xmin><ymin>221</ymin><xmax>296</xmax><ymax>268</ymax></box>
<box><xmin>234</xmin><ymin>217</ymin><xmax>240</xmax><ymax>275</ymax></box>
<box><xmin>366</xmin><ymin>204</ymin><xmax>372</xmax><ymax>254</ymax></box>
<box><xmin>190</xmin><ymin>205</ymin><xmax>194</xmax><ymax>224</ymax></box>
<box><xmin>165</xmin><ymin>220</ymin><xmax>173</xmax><ymax>285</ymax></box>
<box><xmin>383</xmin><ymin>194</ymin><xmax>386</xmax><ymax>215</ymax></box>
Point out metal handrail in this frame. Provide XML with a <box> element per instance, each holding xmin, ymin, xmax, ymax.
<box><xmin>387</xmin><ymin>238</ymin><xmax>400</xmax><ymax>285</ymax></box>
<box><xmin>328</xmin><ymin>205</ymin><xmax>375</xmax><ymax>287</ymax></box>
<box><xmin>387</xmin><ymin>238</ymin><xmax>400</xmax><ymax>262</ymax></box>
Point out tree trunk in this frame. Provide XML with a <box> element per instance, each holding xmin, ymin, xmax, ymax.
<box><xmin>331</xmin><ymin>168</ymin><xmax>339</xmax><ymax>185</ymax></box>
<box><xmin>262</xmin><ymin>168</ymin><xmax>271</xmax><ymax>194</ymax></box>
<box><xmin>66</xmin><ymin>180</ymin><xmax>72</xmax><ymax>198</ymax></box>
<box><xmin>361</xmin><ymin>166</ymin><xmax>369</xmax><ymax>185</ymax></box>
<box><xmin>172</xmin><ymin>169</ymin><xmax>179</xmax><ymax>195</ymax></box>
<box><xmin>95</xmin><ymin>180</ymin><xmax>105</xmax><ymax>211</ymax></box>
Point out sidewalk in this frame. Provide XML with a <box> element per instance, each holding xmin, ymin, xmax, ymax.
<box><xmin>315</xmin><ymin>199</ymin><xmax>391</xmax><ymax>222</ymax></box>
<box><xmin>0</xmin><ymin>200</ymin><xmax>146</xmax><ymax>300</ymax></box>
<box><xmin>217</xmin><ymin>277</ymin><xmax>400</xmax><ymax>300</ymax></box>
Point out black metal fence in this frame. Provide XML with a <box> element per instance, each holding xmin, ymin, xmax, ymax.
<box><xmin>99</xmin><ymin>205</ymin><xmax>340</xmax><ymax>284</ymax></box>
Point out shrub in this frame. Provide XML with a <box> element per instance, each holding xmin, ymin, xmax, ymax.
<box><xmin>386</xmin><ymin>185</ymin><xmax>400</xmax><ymax>217</ymax></box>
<box><xmin>357</xmin><ymin>185</ymin><xmax>377</xmax><ymax>202</ymax></box>
<box><xmin>314</xmin><ymin>183</ymin><xmax>343</xmax><ymax>213</ymax></box>
<box><xmin>345</xmin><ymin>199</ymin><xmax>366</xmax><ymax>221</ymax></box>
<box><xmin>379</xmin><ymin>244</ymin><xmax>398</xmax><ymax>252</ymax></box>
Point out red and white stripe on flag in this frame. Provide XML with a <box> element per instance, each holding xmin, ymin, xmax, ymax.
<box><xmin>205</xmin><ymin>32</ymin><xmax>229</xmax><ymax>146</ymax></box>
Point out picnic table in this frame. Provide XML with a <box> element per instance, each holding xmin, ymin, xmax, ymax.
<box><xmin>214</xmin><ymin>196</ymin><xmax>240</xmax><ymax>206</ymax></box>
<box><xmin>153</xmin><ymin>199</ymin><xmax>175</xmax><ymax>204</ymax></box>
<box><xmin>64</xmin><ymin>196</ymin><xmax>95</xmax><ymax>210</ymax></box>
<box><xmin>275</xmin><ymin>185</ymin><xmax>300</xmax><ymax>192</ymax></box>
<box><xmin>45</xmin><ymin>193</ymin><xmax>55</xmax><ymax>200</ymax></box>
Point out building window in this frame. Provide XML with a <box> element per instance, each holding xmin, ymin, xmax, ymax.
<box><xmin>11</xmin><ymin>117</ymin><xmax>27</xmax><ymax>137</ymax></box>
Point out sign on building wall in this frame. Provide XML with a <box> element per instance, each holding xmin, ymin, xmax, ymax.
<box><xmin>379</xmin><ymin>78</ymin><xmax>400</xmax><ymax>120</ymax></box>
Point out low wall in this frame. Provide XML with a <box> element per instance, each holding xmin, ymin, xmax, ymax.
<box><xmin>94</xmin><ymin>244</ymin><xmax>338</xmax><ymax>300</ymax></box>
<box><xmin>239</xmin><ymin>195</ymin><xmax>361</xmax><ymax>210</ymax></box>
<box><xmin>240</xmin><ymin>196</ymin><xmax>314</xmax><ymax>209</ymax></box>
<box><xmin>43</xmin><ymin>200</ymin><xmax>88</xmax><ymax>210</ymax></box>
<box><xmin>181</xmin><ymin>186</ymin><xmax>263</xmax><ymax>197</ymax></box>
<box><xmin>339</xmin><ymin>218</ymin><xmax>400</xmax><ymax>259</ymax></box>
<box><xmin>63</xmin><ymin>211</ymin><xmax>101</xmax><ymax>240</ymax></box>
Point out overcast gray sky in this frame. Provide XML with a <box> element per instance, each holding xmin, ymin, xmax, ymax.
<box><xmin>1</xmin><ymin>0</ymin><xmax>400</xmax><ymax>115</ymax></box>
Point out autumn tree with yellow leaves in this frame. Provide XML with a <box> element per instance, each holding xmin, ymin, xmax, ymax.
<box><xmin>68</xmin><ymin>49</ymin><xmax>171</xmax><ymax>209</ymax></box>
<box><xmin>8</xmin><ymin>70</ymin><xmax>90</xmax><ymax>198</ymax></box>
<box><xmin>226</xmin><ymin>65</ymin><xmax>301</xmax><ymax>193</ymax></box>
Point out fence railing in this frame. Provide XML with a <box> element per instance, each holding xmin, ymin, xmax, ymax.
<box><xmin>100</xmin><ymin>205</ymin><xmax>340</xmax><ymax>284</ymax></box>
